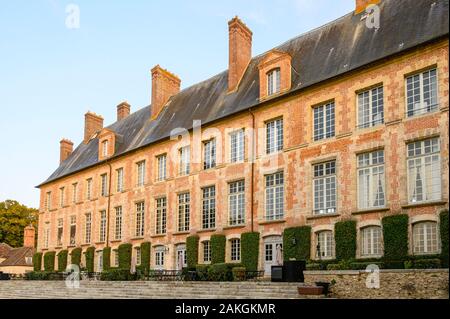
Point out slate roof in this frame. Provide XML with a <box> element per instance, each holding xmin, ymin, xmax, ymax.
<box><xmin>0</xmin><ymin>246</ymin><xmax>35</xmax><ymax>267</ymax></box>
<box><xmin>0</xmin><ymin>243</ymin><xmax>12</xmax><ymax>259</ymax></box>
<box><xmin>38</xmin><ymin>0</ymin><xmax>449</xmax><ymax>187</ymax></box>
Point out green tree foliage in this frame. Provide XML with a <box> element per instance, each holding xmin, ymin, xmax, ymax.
<box><xmin>85</xmin><ymin>247</ymin><xmax>95</xmax><ymax>272</ymax></box>
<box><xmin>335</xmin><ymin>220</ymin><xmax>357</xmax><ymax>260</ymax></box>
<box><xmin>283</xmin><ymin>226</ymin><xmax>311</xmax><ymax>261</ymax></box>
<box><xmin>33</xmin><ymin>252</ymin><xmax>42</xmax><ymax>271</ymax></box>
<box><xmin>140</xmin><ymin>242</ymin><xmax>151</xmax><ymax>274</ymax></box>
<box><xmin>0</xmin><ymin>200</ymin><xmax>38</xmax><ymax>247</ymax></box>
<box><xmin>241</xmin><ymin>232</ymin><xmax>260</xmax><ymax>271</ymax></box>
<box><xmin>186</xmin><ymin>235</ymin><xmax>199</xmax><ymax>268</ymax></box>
<box><xmin>118</xmin><ymin>243</ymin><xmax>132</xmax><ymax>270</ymax></box>
<box><xmin>57</xmin><ymin>250</ymin><xmax>68</xmax><ymax>272</ymax></box>
<box><xmin>210</xmin><ymin>234</ymin><xmax>226</xmax><ymax>264</ymax></box>
<box><xmin>382</xmin><ymin>214</ymin><xmax>409</xmax><ymax>261</ymax></box>
<box><xmin>440</xmin><ymin>210</ymin><xmax>449</xmax><ymax>268</ymax></box>
<box><xmin>102</xmin><ymin>247</ymin><xmax>111</xmax><ymax>271</ymax></box>
<box><xmin>70</xmin><ymin>247</ymin><xmax>82</xmax><ymax>267</ymax></box>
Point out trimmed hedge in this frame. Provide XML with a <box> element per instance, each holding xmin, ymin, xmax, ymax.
<box><xmin>232</xmin><ymin>267</ymin><xmax>246</xmax><ymax>281</ymax></box>
<box><xmin>382</xmin><ymin>214</ymin><xmax>409</xmax><ymax>261</ymax></box>
<box><xmin>25</xmin><ymin>271</ymin><xmax>63</xmax><ymax>281</ymax></box>
<box><xmin>241</xmin><ymin>232</ymin><xmax>260</xmax><ymax>271</ymax></box>
<box><xmin>70</xmin><ymin>247</ymin><xmax>82</xmax><ymax>267</ymax></box>
<box><xmin>440</xmin><ymin>210</ymin><xmax>449</xmax><ymax>268</ymax></box>
<box><xmin>140</xmin><ymin>242</ymin><xmax>151</xmax><ymax>274</ymax></box>
<box><xmin>43</xmin><ymin>251</ymin><xmax>55</xmax><ymax>271</ymax></box>
<box><xmin>57</xmin><ymin>250</ymin><xmax>68</xmax><ymax>272</ymax></box>
<box><xmin>100</xmin><ymin>268</ymin><xmax>136</xmax><ymax>281</ymax></box>
<box><xmin>350</xmin><ymin>261</ymin><xmax>384</xmax><ymax>270</ymax></box>
<box><xmin>210</xmin><ymin>234</ymin><xmax>226</xmax><ymax>264</ymax></box>
<box><xmin>118</xmin><ymin>243</ymin><xmax>132</xmax><ymax>270</ymax></box>
<box><xmin>404</xmin><ymin>258</ymin><xmax>441</xmax><ymax>269</ymax></box>
<box><xmin>186</xmin><ymin>236</ymin><xmax>199</xmax><ymax>268</ymax></box>
<box><xmin>33</xmin><ymin>252</ymin><xmax>42</xmax><ymax>271</ymax></box>
<box><xmin>102</xmin><ymin>247</ymin><xmax>111</xmax><ymax>271</ymax></box>
<box><xmin>195</xmin><ymin>264</ymin><xmax>209</xmax><ymax>281</ymax></box>
<box><xmin>85</xmin><ymin>247</ymin><xmax>95</xmax><ymax>273</ymax></box>
<box><xmin>335</xmin><ymin>220</ymin><xmax>356</xmax><ymax>261</ymax></box>
<box><xmin>283</xmin><ymin>226</ymin><xmax>311</xmax><ymax>261</ymax></box>
<box><xmin>207</xmin><ymin>263</ymin><xmax>243</xmax><ymax>281</ymax></box>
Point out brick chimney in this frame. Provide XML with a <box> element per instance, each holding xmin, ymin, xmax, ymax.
<box><xmin>60</xmin><ymin>139</ymin><xmax>73</xmax><ymax>163</ymax></box>
<box><xmin>23</xmin><ymin>225</ymin><xmax>35</xmax><ymax>248</ymax></box>
<box><xmin>117</xmin><ymin>101</ymin><xmax>131</xmax><ymax>121</ymax></box>
<box><xmin>228</xmin><ymin>16</ymin><xmax>252</xmax><ymax>92</ymax></box>
<box><xmin>151</xmin><ymin>65</ymin><xmax>181</xmax><ymax>119</ymax></box>
<box><xmin>355</xmin><ymin>0</ymin><xmax>380</xmax><ymax>14</ymax></box>
<box><xmin>84</xmin><ymin>111</ymin><xmax>104</xmax><ymax>143</ymax></box>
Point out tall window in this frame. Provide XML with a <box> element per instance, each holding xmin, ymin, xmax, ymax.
<box><xmin>86</xmin><ymin>178</ymin><xmax>92</xmax><ymax>200</ymax></box>
<box><xmin>137</xmin><ymin>161</ymin><xmax>146</xmax><ymax>187</ymax></box>
<box><xmin>114</xmin><ymin>206</ymin><xmax>122</xmax><ymax>240</ymax></box>
<box><xmin>69</xmin><ymin>215</ymin><xmax>76</xmax><ymax>246</ymax></box>
<box><xmin>155</xmin><ymin>249</ymin><xmax>164</xmax><ymax>268</ymax></box>
<box><xmin>59</xmin><ymin>187</ymin><xmax>65</xmax><ymax>207</ymax></box>
<box><xmin>413</xmin><ymin>222</ymin><xmax>439</xmax><ymax>255</ymax></box>
<box><xmin>85</xmin><ymin>213</ymin><xmax>91</xmax><ymax>244</ymax></box>
<box><xmin>116</xmin><ymin>168</ymin><xmax>124</xmax><ymax>193</ymax></box>
<box><xmin>230</xmin><ymin>129</ymin><xmax>245</xmax><ymax>163</ymax></box>
<box><xmin>45</xmin><ymin>192</ymin><xmax>51</xmax><ymax>210</ymax></box>
<box><xmin>313</xmin><ymin>161</ymin><xmax>336</xmax><ymax>215</ymax></box>
<box><xmin>358</xmin><ymin>150</ymin><xmax>385</xmax><ymax>210</ymax></box>
<box><xmin>178</xmin><ymin>193</ymin><xmax>190</xmax><ymax>232</ymax></box>
<box><xmin>267</xmin><ymin>68</ymin><xmax>281</xmax><ymax>96</ymax></box>
<box><xmin>155</xmin><ymin>197</ymin><xmax>167</xmax><ymax>235</ymax></box>
<box><xmin>202</xmin><ymin>186</ymin><xmax>216</xmax><ymax>229</ymax></box>
<box><xmin>316</xmin><ymin>231</ymin><xmax>333</xmax><ymax>259</ymax></box>
<box><xmin>407</xmin><ymin>138</ymin><xmax>441</xmax><ymax>203</ymax></box>
<box><xmin>57</xmin><ymin>218</ymin><xmax>63</xmax><ymax>246</ymax></box>
<box><xmin>203</xmin><ymin>139</ymin><xmax>216</xmax><ymax>170</ymax></box>
<box><xmin>44</xmin><ymin>225</ymin><xmax>50</xmax><ymax>249</ymax></box>
<box><xmin>406</xmin><ymin>68</ymin><xmax>438</xmax><ymax>117</ymax></box>
<box><xmin>203</xmin><ymin>241</ymin><xmax>211</xmax><ymax>263</ymax></box>
<box><xmin>313</xmin><ymin>102</ymin><xmax>335</xmax><ymax>141</ymax></box>
<box><xmin>99</xmin><ymin>210</ymin><xmax>106</xmax><ymax>242</ymax></box>
<box><xmin>113</xmin><ymin>250</ymin><xmax>119</xmax><ymax>267</ymax></box>
<box><xmin>102</xmin><ymin>140</ymin><xmax>108</xmax><ymax>157</ymax></box>
<box><xmin>135</xmin><ymin>202</ymin><xmax>145</xmax><ymax>237</ymax></box>
<box><xmin>179</xmin><ymin>146</ymin><xmax>190</xmax><ymax>175</ymax></box>
<box><xmin>230</xmin><ymin>239</ymin><xmax>241</xmax><ymax>262</ymax></box>
<box><xmin>100</xmin><ymin>174</ymin><xmax>108</xmax><ymax>197</ymax></box>
<box><xmin>229</xmin><ymin>180</ymin><xmax>245</xmax><ymax>225</ymax></box>
<box><xmin>361</xmin><ymin>226</ymin><xmax>383</xmax><ymax>257</ymax></box>
<box><xmin>266</xmin><ymin>118</ymin><xmax>283</xmax><ymax>154</ymax></box>
<box><xmin>157</xmin><ymin>154</ymin><xmax>167</xmax><ymax>181</ymax></box>
<box><xmin>135</xmin><ymin>247</ymin><xmax>141</xmax><ymax>265</ymax></box>
<box><xmin>358</xmin><ymin>86</ymin><xmax>384</xmax><ymax>128</ymax></box>
<box><xmin>72</xmin><ymin>183</ymin><xmax>78</xmax><ymax>204</ymax></box>
<box><xmin>265</xmin><ymin>172</ymin><xmax>284</xmax><ymax>221</ymax></box>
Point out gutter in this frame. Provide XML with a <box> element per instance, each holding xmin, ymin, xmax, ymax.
<box><xmin>105</xmin><ymin>160</ymin><xmax>112</xmax><ymax>248</ymax></box>
<box><xmin>249</xmin><ymin>108</ymin><xmax>256</xmax><ymax>233</ymax></box>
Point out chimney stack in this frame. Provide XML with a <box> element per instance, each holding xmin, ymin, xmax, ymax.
<box><xmin>355</xmin><ymin>0</ymin><xmax>380</xmax><ymax>14</ymax></box>
<box><xmin>151</xmin><ymin>65</ymin><xmax>181</xmax><ymax>119</ymax></box>
<box><xmin>84</xmin><ymin>111</ymin><xmax>104</xmax><ymax>143</ymax></box>
<box><xmin>60</xmin><ymin>139</ymin><xmax>74</xmax><ymax>163</ymax></box>
<box><xmin>228</xmin><ymin>16</ymin><xmax>252</xmax><ymax>92</ymax></box>
<box><xmin>117</xmin><ymin>101</ymin><xmax>131</xmax><ymax>121</ymax></box>
<box><xmin>23</xmin><ymin>225</ymin><xmax>35</xmax><ymax>248</ymax></box>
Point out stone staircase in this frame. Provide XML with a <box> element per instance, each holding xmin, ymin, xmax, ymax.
<box><xmin>0</xmin><ymin>280</ymin><xmax>319</xmax><ymax>299</ymax></box>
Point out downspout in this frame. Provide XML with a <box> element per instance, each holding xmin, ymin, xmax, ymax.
<box><xmin>105</xmin><ymin>160</ymin><xmax>112</xmax><ymax>248</ymax></box>
<box><xmin>249</xmin><ymin>108</ymin><xmax>256</xmax><ymax>233</ymax></box>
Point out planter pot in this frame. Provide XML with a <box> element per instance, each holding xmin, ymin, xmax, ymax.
<box><xmin>297</xmin><ymin>286</ymin><xmax>324</xmax><ymax>295</ymax></box>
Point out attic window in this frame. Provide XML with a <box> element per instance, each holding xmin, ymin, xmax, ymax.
<box><xmin>101</xmin><ymin>140</ymin><xmax>109</xmax><ymax>157</ymax></box>
<box><xmin>267</xmin><ymin>68</ymin><xmax>281</xmax><ymax>96</ymax></box>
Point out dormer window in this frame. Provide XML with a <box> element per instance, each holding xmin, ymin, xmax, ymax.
<box><xmin>102</xmin><ymin>140</ymin><xmax>108</xmax><ymax>157</ymax></box>
<box><xmin>267</xmin><ymin>68</ymin><xmax>281</xmax><ymax>96</ymax></box>
<box><xmin>97</xmin><ymin>128</ymin><xmax>116</xmax><ymax>161</ymax></box>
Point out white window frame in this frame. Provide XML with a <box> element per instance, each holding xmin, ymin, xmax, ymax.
<box><xmin>406</xmin><ymin>68</ymin><xmax>438</xmax><ymax>117</ymax></box>
<box><xmin>313</xmin><ymin>161</ymin><xmax>337</xmax><ymax>215</ymax></box>
<box><xmin>313</xmin><ymin>102</ymin><xmax>335</xmax><ymax>141</ymax></box>
<box><xmin>360</xmin><ymin>226</ymin><xmax>383</xmax><ymax>257</ymax></box>
<box><xmin>72</xmin><ymin>183</ymin><xmax>78</xmax><ymax>204</ymax></box>
<box><xmin>265</xmin><ymin>172</ymin><xmax>284</xmax><ymax>221</ymax></box>
<box><xmin>135</xmin><ymin>202</ymin><xmax>145</xmax><ymax>237</ymax></box>
<box><xmin>155</xmin><ymin>248</ymin><xmax>165</xmax><ymax>268</ymax></box>
<box><xmin>44</xmin><ymin>225</ymin><xmax>50</xmax><ymax>249</ymax></box>
<box><xmin>84</xmin><ymin>213</ymin><xmax>92</xmax><ymax>244</ymax></box>
<box><xmin>228</xmin><ymin>180</ymin><xmax>245</xmax><ymax>226</ymax></box>
<box><xmin>157</xmin><ymin>154</ymin><xmax>167</xmax><ymax>181</ymax></box>
<box><xmin>230</xmin><ymin>129</ymin><xmax>245</xmax><ymax>163</ymax></box>
<box><xmin>230</xmin><ymin>238</ymin><xmax>241</xmax><ymax>262</ymax></box>
<box><xmin>114</xmin><ymin>206</ymin><xmax>122</xmax><ymax>240</ymax></box>
<box><xmin>357</xmin><ymin>86</ymin><xmax>384</xmax><ymax>128</ymax></box>
<box><xmin>407</xmin><ymin>138</ymin><xmax>441</xmax><ymax>204</ymax></box>
<box><xmin>179</xmin><ymin>146</ymin><xmax>190</xmax><ymax>176</ymax></box>
<box><xmin>413</xmin><ymin>221</ymin><xmax>439</xmax><ymax>255</ymax></box>
<box><xmin>316</xmin><ymin>230</ymin><xmax>334</xmax><ymax>260</ymax></box>
<box><xmin>203</xmin><ymin>241</ymin><xmax>211</xmax><ymax>263</ymax></box>
<box><xmin>45</xmin><ymin>192</ymin><xmax>51</xmax><ymax>210</ymax></box>
<box><xmin>116</xmin><ymin>168</ymin><xmax>124</xmax><ymax>193</ymax></box>
<box><xmin>136</xmin><ymin>161</ymin><xmax>146</xmax><ymax>187</ymax></box>
<box><xmin>155</xmin><ymin>197</ymin><xmax>167</xmax><ymax>235</ymax></box>
<box><xmin>102</xmin><ymin>140</ymin><xmax>108</xmax><ymax>157</ymax></box>
<box><xmin>59</xmin><ymin>187</ymin><xmax>65</xmax><ymax>208</ymax></box>
<box><xmin>86</xmin><ymin>179</ymin><xmax>92</xmax><ymax>200</ymax></box>
<box><xmin>57</xmin><ymin>218</ymin><xmax>63</xmax><ymax>246</ymax></box>
<box><xmin>357</xmin><ymin>150</ymin><xmax>386</xmax><ymax>210</ymax></box>
<box><xmin>177</xmin><ymin>192</ymin><xmax>190</xmax><ymax>232</ymax></box>
<box><xmin>99</xmin><ymin>210</ymin><xmax>106</xmax><ymax>242</ymax></box>
<box><xmin>267</xmin><ymin>68</ymin><xmax>281</xmax><ymax>96</ymax></box>
<box><xmin>100</xmin><ymin>174</ymin><xmax>108</xmax><ymax>197</ymax></box>
<box><xmin>266</xmin><ymin>118</ymin><xmax>283</xmax><ymax>154</ymax></box>
<box><xmin>69</xmin><ymin>215</ymin><xmax>76</xmax><ymax>246</ymax></box>
<box><xmin>202</xmin><ymin>186</ymin><xmax>216</xmax><ymax>229</ymax></box>
<box><xmin>203</xmin><ymin>139</ymin><xmax>216</xmax><ymax>170</ymax></box>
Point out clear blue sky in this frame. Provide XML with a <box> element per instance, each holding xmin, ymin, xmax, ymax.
<box><xmin>0</xmin><ymin>0</ymin><xmax>354</xmax><ymax>208</ymax></box>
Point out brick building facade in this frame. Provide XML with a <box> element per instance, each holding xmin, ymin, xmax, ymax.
<box><xmin>36</xmin><ymin>0</ymin><xmax>449</xmax><ymax>274</ymax></box>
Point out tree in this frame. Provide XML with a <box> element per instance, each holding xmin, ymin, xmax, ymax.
<box><xmin>0</xmin><ymin>200</ymin><xmax>38</xmax><ymax>247</ymax></box>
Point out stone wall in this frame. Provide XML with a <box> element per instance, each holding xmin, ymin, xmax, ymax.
<box><xmin>304</xmin><ymin>269</ymin><xmax>449</xmax><ymax>299</ymax></box>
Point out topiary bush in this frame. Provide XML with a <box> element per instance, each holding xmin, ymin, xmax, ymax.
<box><xmin>305</xmin><ymin>263</ymin><xmax>321</xmax><ymax>271</ymax></box>
<box><xmin>85</xmin><ymin>247</ymin><xmax>95</xmax><ymax>273</ymax></box>
<box><xmin>100</xmin><ymin>268</ymin><xmax>135</xmax><ymax>281</ymax></box>
<box><xmin>404</xmin><ymin>258</ymin><xmax>441</xmax><ymax>269</ymax></box>
<box><xmin>57</xmin><ymin>250</ymin><xmax>68</xmax><ymax>272</ymax></box>
<box><xmin>207</xmin><ymin>263</ymin><xmax>243</xmax><ymax>281</ymax></box>
<box><xmin>102</xmin><ymin>247</ymin><xmax>111</xmax><ymax>271</ymax></box>
<box><xmin>440</xmin><ymin>210</ymin><xmax>449</xmax><ymax>268</ymax></box>
<box><xmin>335</xmin><ymin>220</ymin><xmax>356</xmax><ymax>261</ymax></box>
<box><xmin>118</xmin><ymin>243</ymin><xmax>132</xmax><ymax>270</ymax></box>
<box><xmin>283</xmin><ymin>226</ymin><xmax>311</xmax><ymax>261</ymax></box>
<box><xmin>33</xmin><ymin>252</ymin><xmax>42</xmax><ymax>271</ymax></box>
<box><xmin>382</xmin><ymin>214</ymin><xmax>409</xmax><ymax>263</ymax></box>
<box><xmin>43</xmin><ymin>251</ymin><xmax>55</xmax><ymax>272</ymax></box>
<box><xmin>232</xmin><ymin>267</ymin><xmax>246</xmax><ymax>281</ymax></box>
<box><xmin>70</xmin><ymin>247</ymin><xmax>81</xmax><ymax>267</ymax></box>
<box><xmin>186</xmin><ymin>236</ymin><xmax>199</xmax><ymax>268</ymax></box>
<box><xmin>210</xmin><ymin>234</ymin><xmax>226</xmax><ymax>264</ymax></box>
<box><xmin>140</xmin><ymin>242</ymin><xmax>151</xmax><ymax>275</ymax></box>
<box><xmin>241</xmin><ymin>232</ymin><xmax>260</xmax><ymax>271</ymax></box>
